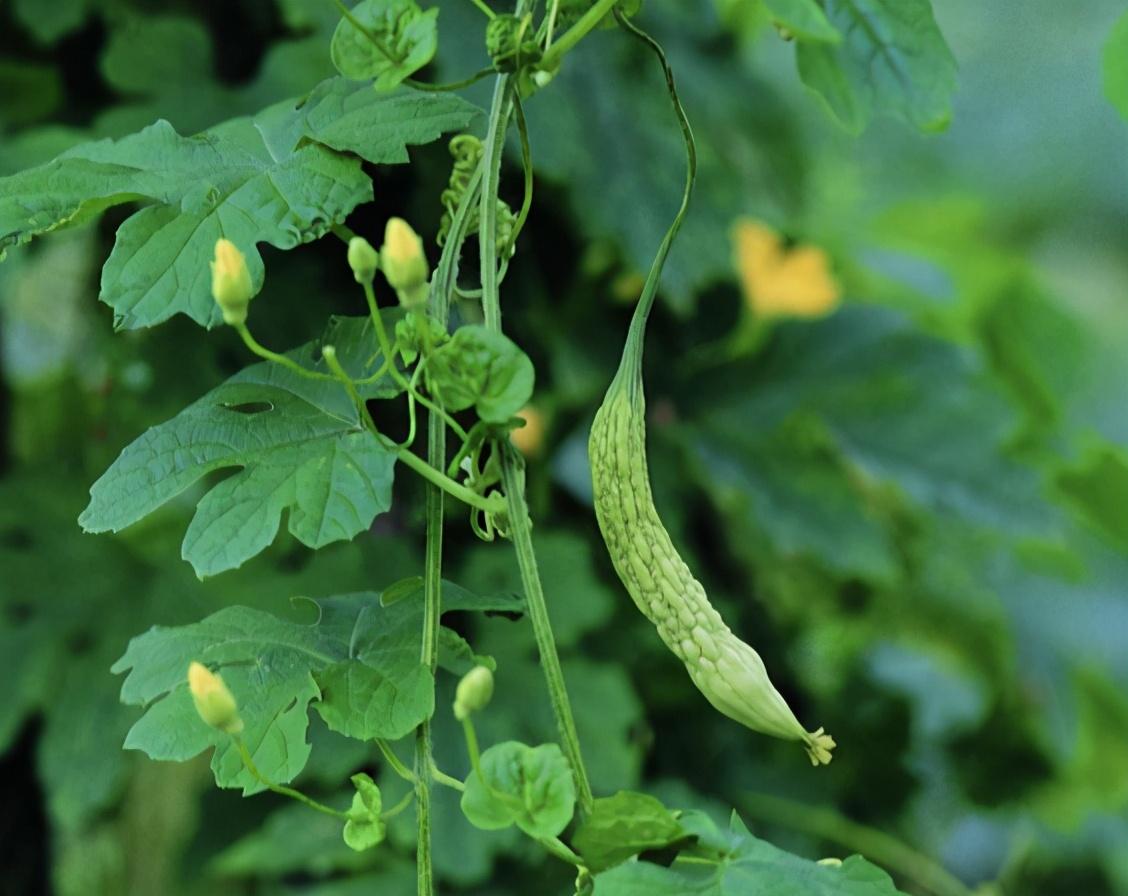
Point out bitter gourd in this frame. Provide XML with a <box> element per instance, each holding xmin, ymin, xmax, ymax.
<box><xmin>589</xmin><ymin>11</ymin><xmax>834</xmax><ymax>766</ymax></box>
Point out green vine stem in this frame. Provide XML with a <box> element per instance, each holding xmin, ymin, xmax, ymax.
<box><xmin>476</xmin><ymin>6</ymin><xmax>595</xmax><ymax>816</ymax></box>
<box><xmin>539</xmin><ymin>0</ymin><xmax>619</xmax><ymax>72</ymax></box>
<box><xmin>411</xmin><ymin>104</ymin><xmax>492</xmax><ymax>896</ymax></box>
<box><xmin>235</xmin><ymin>738</ymin><xmax>348</xmax><ymax>820</ymax></box>
<box><xmin>499</xmin><ymin>447</ymin><xmax>595</xmax><ymax>812</ymax></box>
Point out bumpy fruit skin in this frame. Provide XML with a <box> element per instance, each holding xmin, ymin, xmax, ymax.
<box><xmin>589</xmin><ymin>387</ymin><xmax>834</xmax><ymax>766</ymax></box>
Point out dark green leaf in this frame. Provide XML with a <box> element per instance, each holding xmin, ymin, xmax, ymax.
<box><xmin>593</xmin><ymin>812</ymin><xmax>909</xmax><ymax>894</ymax></box>
<box><xmin>573</xmin><ymin>791</ymin><xmax>686</xmax><ymax>873</ymax></box>
<box><xmin>762</xmin><ymin>0</ymin><xmax>840</xmax><ymax>42</ymax></box>
<box><xmin>112</xmin><ymin>592</ymin><xmax>439</xmax><ymax>791</ymax></box>
<box><xmin>79</xmin><ymin>316</ymin><xmax>400</xmax><ymax>577</ymax></box>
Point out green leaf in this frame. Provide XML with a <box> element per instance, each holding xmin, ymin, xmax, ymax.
<box><xmin>257</xmin><ymin>76</ymin><xmax>481</xmax><ymax>165</ymax></box>
<box><xmin>0</xmin><ymin>78</ymin><xmax>476</xmax><ymax>329</ymax></box>
<box><xmin>343</xmin><ymin>773</ymin><xmax>386</xmax><ymax>851</ymax></box>
<box><xmin>316</xmin><ymin>663</ymin><xmax>433</xmax><ymax>741</ymax></box>
<box><xmin>762</xmin><ymin>0</ymin><xmax>840</xmax><ymax>42</ymax></box>
<box><xmin>592</xmin><ymin>812</ymin><xmax>909</xmax><ymax>894</ymax></box>
<box><xmin>79</xmin><ymin>316</ymin><xmax>401</xmax><ymax>577</ymax></box>
<box><xmin>1103</xmin><ymin>8</ymin><xmax>1128</xmax><ymax>121</ymax></box>
<box><xmin>686</xmin><ymin>307</ymin><xmax>1055</xmax><ymax>581</ymax></box>
<box><xmin>12</xmin><ymin>0</ymin><xmax>92</xmax><ymax>45</ymax></box>
<box><xmin>426</xmin><ymin>325</ymin><xmax>535</xmax><ymax>424</ymax></box>
<box><xmin>331</xmin><ymin>0</ymin><xmax>439</xmax><ymax>92</ymax></box>
<box><xmin>112</xmin><ymin>592</ymin><xmax>437</xmax><ymax>792</ymax></box>
<box><xmin>0</xmin><ymin>119</ymin><xmax>370</xmax><ymax>328</ymax></box>
<box><xmin>795</xmin><ymin>0</ymin><xmax>956</xmax><ymax>133</ymax></box>
<box><xmin>460</xmin><ymin>741</ymin><xmax>576</xmax><ymax>838</ymax></box>
<box><xmin>1057</xmin><ymin>446</ymin><xmax>1128</xmax><ymax>551</ymax></box>
<box><xmin>573</xmin><ymin>791</ymin><xmax>686</xmax><ymax>873</ymax></box>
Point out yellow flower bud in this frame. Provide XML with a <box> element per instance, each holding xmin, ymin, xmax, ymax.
<box><xmin>453</xmin><ymin>665</ymin><xmax>494</xmax><ymax>720</ymax></box>
<box><xmin>380</xmin><ymin>218</ymin><xmax>429</xmax><ymax>306</ymax></box>
<box><xmin>210</xmin><ymin>239</ymin><xmax>254</xmax><ymax>326</ymax></box>
<box><xmin>187</xmin><ymin>661</ymin><xmax>243</xmax><ymax>734</ymax></box>
<box><xmin>347</xmin><ymin>236</ymin><xmax>380</xmax><ymax>285</ymax></box>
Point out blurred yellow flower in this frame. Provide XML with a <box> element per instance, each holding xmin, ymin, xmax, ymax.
<box><xmin>510</xmin><ymin>405</ymin><xmax>546</xmax><ymax>457</ymax></box>
<box><xmin>732</xmin><ymin>219</ymin><xmax>840</xmax><ymax>319</ymax></box>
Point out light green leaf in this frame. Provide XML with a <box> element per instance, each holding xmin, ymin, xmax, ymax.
<box><xmin>80</xmin><ymin>316</ymin><xmax>401</xmax><ymax>577</ymax></box>
<box><xmin>331</xmin><ymin>0</ymin><xmax>439</xmax><ymax>92</ymax></box>
<box><xmin>112</xmin><ymin>593</ymin><xmax>438</xmax><ymax>792</ymax></box>
<box><xmin>426</xmin><ymin>325</ymin><xmax>535</xmax><ymax>424</ymax></box>
<box><xmin>460</xmin><ymin>741</ymin><xmax>576</xmax><ymax>838</ymax></box>
<box><xmin>593</xmin><ymin>812</ymin><xmax>909</xmax><ymax>894</ymax></box>
<box><xmin>1104</xmin><ymin>8</ymin><xmax>1128</xmax><ymax>121</ymax></box>
<box><xmin>796</xmin><ymin>0</ymin><xmax>956</xmax><ymax>133</ymax></box>
<box><xmin>762</xmin><ymin>0</ymin><xmax>840</xmax><ymax>42</ymax></box>
<box><xmin>343</xmin><ymin>773</ymin><xmax>386</xmax><ymax>851</ymax></box>
<box><xmin>573</xmin><ymin>791</ymin><xmax>686</xmax><ymax>873</ymax></box>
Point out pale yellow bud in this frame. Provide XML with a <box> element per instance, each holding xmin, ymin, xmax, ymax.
<box><xmin>453</xmin><ymin>665</ymin><xmax>494</xmax><ymax>720</ymax></box>
<box><xmin>187</xmin><ymin>661</ymin><xmax>243</xmax><ymax>734</ymax></box>
<box><xmin>210</xmin><ymin>239</ymin><xmax>254</xmax><ymax>326</ymax></box>
<box><xmin>380</xmin><ymin>218</ymin><xmax>429</xmax><ymax>306</ymax></box>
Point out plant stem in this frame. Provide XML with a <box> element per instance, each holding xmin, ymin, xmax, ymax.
<box><xmin>395</xmin><ymin>449</ymin><xmax>504</xmax><ymax>514</ymax></box>
<box><xmin>476</xmin><ymin>37</ymin><xmax>595</xmax><ymax>816</ymax></box>
<box><xmin>739</xmin><ymin>793</ymin><xmax>974</xmax><ymax>896</ymax></box>
<box><xmin>499</xmin><ymin>447</ymin><xmax>594</xmax><ymax>812</ymax></box>
<box><xmin>234</xmin><ymin>323</ymin><xmax>337</xmax><ymax>383</ymax></box>
<box><xmin>540</xmin><ymin>0</ymin><xmax>618</xmax><ymax>72</ymax></box>
<box><xmin>410</xmin><ymin>89</ymin><xmax>489</xmax><ymax>896</ymax></box>
<box><xmin>376</xmin><ymin>738</ymin><xmax>416</xmax><ymax>783</ymax></box>
<box><xmin>235</xmin><ymin>739</ymin><xmax>348</xmax><ymax>820</ymax></box>
<box><xmin>478</xmin><ymin>74</ymin><xmax>514</xmax><ymax>333</ymax></box>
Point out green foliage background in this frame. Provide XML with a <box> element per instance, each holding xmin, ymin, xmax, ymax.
<box><xmin>1</xmin><ymin>0</ymin><xmax>1127</xmax><ymax>894</ymax></box>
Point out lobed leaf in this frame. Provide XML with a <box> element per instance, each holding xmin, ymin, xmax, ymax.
<box><xmin>80</xmin><ymin>316</ymin><xmax>401</xmax><ymax>577</ymax></box>
<box><xmin>330</xmin><ymin>0</ymin><xmax>439</xmax><ymax>92</ymax></box>
<box><xmin>460</xmin><ymin>741</ymin><xmax>576</xmax><ymax>838</ymax></box>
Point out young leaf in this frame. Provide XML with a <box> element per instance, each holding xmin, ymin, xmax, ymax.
<box><xmin>460</xmin><ymin>742</ymin><xmax>576</xmax><ymax>838</ymax></box>
<box><xmin>795</xmin><ymin>0</ymin><xmax>957</xmax><ymax>133</ymax></box>
<box><xmin>343</xmin><ymin>773</ymin><xmax>386</xmax><ymax>851</ymax></box>
<box><xmin>572</xmin><ymin>791</ymin><xmax>686</xmax><ymax>873</ymax></box>
<box><xmin>113</xmin><ymin>593</ymin><xmax>442</xmax><ymax>792</ymax></box>
<box><xmin>330</xmin><ymin>0</ymin><xmax>439</xmax><ymax>92</ymax></box>
<box><xmin>80</xmin><ymin>316</ymin><xmax>402</xmax><ymax>577</ymax></box>
<box><xmin>592</xmin><ymin>812</ymin><xmax>909</xmax><ymax>894</ymax></box>
<box><xmin>426</xmin><ymin>325</ymin><xmax>535</xmax><ymax>424</ymax></box>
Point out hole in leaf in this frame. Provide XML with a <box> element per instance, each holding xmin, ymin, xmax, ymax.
<box><xmin>221</xmin><ymin>401</ymin><xmax>274</xmax><ymax>415</ymax></box>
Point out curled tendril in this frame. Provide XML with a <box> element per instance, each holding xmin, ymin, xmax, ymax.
<box><xmin>486</xmin><ymin>13</ymin><xmax>542</xmax><ymax>73</ymax></box>
<box><xmin>438</xmin><ymin>135</ymin><xmax>518</xmax><ymax>258</ymax></box>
